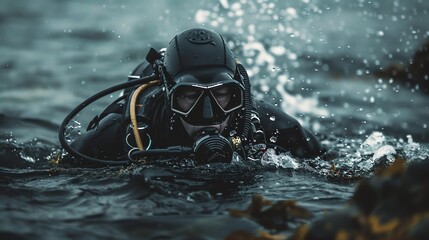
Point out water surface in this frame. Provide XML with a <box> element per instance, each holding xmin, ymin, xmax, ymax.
<box><xmin>1</xmin><ymin>0</ymin><xmax>428</xmax><ymax>239</ymax></box>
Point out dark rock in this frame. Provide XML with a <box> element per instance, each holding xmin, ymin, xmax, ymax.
<box><xmin>375</xmin><ymin>40</ymin><xmax>429</xmax><ymax>93</ymax></box>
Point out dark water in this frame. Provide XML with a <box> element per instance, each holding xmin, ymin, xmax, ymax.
<box><xmin>1</xmin><ymin>0</ymin><xmax>429</xmax><ymax>239</ymax></box>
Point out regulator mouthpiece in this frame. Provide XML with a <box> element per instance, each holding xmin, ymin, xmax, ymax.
<box><xmin>193</xmin><ymin>128</ymin><xmax>233</xmax><ymax>163</ymax></box>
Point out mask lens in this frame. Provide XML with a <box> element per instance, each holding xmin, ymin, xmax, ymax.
<box><xmin>171</xmin><ymin>86</ymin><xmax>203</xmax><ymax>114</ymax></box>
<box><xmin>170</xmin><ymin>82</ymin><xmax>244</xmax><ymax>125</ymax></box>
<box><xmin>210</xmin><ymin>83</ymin><xmax>243</xmax><ymax>112</ymax></box>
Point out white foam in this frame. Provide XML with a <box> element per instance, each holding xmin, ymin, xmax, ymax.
<box><xmin>285</xmin><ymin>7</ymin><xmax>298</xmax><ymax>20</ymax></box>
<box><xmin>359</xmin><ymin>131</ymin><xmax>386</xmax><ymax>156</ymax></box>
<box><xmin>276</xmin><ymin>75</ymin><xmax>329</xmax><ymax>118</ymax></box>
<box><xmin>261</xmin><ymin>148</ymin><xmax>300</xmax><ymax>169</ymax></box>
<box><xmin>269</xmin><ymin>46</ymin><xmax>286</xmax><ymax>56</ymax></box>
<box><xmin>242</xmin><ymin>41</ymin><xmax>275</xmax><ymax>69</ymax></box>
<box><xmin>372</xmin><ymin>145</ymin><xmax>396</xmax><ymax>161</ymax></box>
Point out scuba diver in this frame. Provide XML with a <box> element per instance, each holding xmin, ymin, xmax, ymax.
<box><xmin>59</xmin><ymin>28</ymin><xmax>323</xmax><ymax>166</ymax></box>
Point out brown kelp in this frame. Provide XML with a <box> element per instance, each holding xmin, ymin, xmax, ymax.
<box><xmin>228</xmin><ymin>158</ymin><xmax>429</xmax><ymax>240</ymax></box>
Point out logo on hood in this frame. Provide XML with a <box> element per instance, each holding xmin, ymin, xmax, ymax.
<box><xmin>186</xmin><ymin>29</ymin><xmax>216</xmax><ymax>45</ymax></box>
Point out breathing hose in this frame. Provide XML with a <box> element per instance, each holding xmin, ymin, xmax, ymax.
<box><xmin>237</xmin><ymin>63</ymin><xmax>252</xmax><ymax>142</ymax></box>
<box><xmin>129</xmin><ymin>80</ymin><xmax>160</xmax><ymax>150</ymax></box>
<box><xmin>59</xmin><ymin>74</ymin><xmax>158</xmax><ymax>166</ymax></box>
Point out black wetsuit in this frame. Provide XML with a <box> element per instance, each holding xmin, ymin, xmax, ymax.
<box><xmin>71</xmin><ymin>64</ymin><xmax>323</xmax><ymax>162</ymax></box>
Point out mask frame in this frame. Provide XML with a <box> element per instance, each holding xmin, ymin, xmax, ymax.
<box><xmin>169</xmin><ymin>79</ymin><xmax>244</xmax><ymax>125</ymax></box>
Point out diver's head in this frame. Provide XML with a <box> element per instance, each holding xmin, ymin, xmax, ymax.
<box><xmin>161</xmin><ymin>28</ymin><xmax>245</xmax><ymax>139</ymax></box>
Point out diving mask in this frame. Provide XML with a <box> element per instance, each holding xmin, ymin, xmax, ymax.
<box><xmin>170</xmin><ymin>80</ymin><xmax>244</xmax><ymax>125</ymax></box>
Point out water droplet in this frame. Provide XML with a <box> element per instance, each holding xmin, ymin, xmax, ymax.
<box><xmin>270</xmin><ymin>136</ymin><xmax>277</xmax><ymax>143</ymax></box>
<box><xmin>356</xmin><ymin>69</ymin><xmax>363</xmax><ymax>76</ymax></box>
<box><xmin>269</xmin><ymin>116</ymin><xmax>276</xmax><ymax>121</ymax></box>
<box><xmin>19</xmin><ymin>152</ymin><xmax>36</xmax><ymax>163</ymax></box>
<box><xmin>406</xmin><ymin>135</ymin><xmax>414</xmax><ymax>144</ymax></box>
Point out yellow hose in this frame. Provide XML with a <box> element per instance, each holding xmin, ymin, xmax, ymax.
<box><xmin>130</xmin><ymin>80</ymin><xmax>160</xmax><ymax>150</ymax></box>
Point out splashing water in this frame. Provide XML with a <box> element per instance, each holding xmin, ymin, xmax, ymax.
<box><xmin>261</xmin><ymin>148</ymin><xmax>300</xmax><ymax>169</ymax></box>
<box><xmin>372</xmin><ymin>145</ymin><xmax>396</xmax><ymax>161</ymax></box>
<box><xmin>195</xmin><ymin>0</ymin><xmax>330</xmax><ymax>121</ymax></box>
<box><xmin>358</xmin><ymin>131</ymin><xmax>386</xmax><ymax>156</ymax></box>
<box><xmin>64</xmin><ymin>119</ymin><xmax>82</xmax><ymax>143</ymax></box>
<box><xmin>0</xmin><ymin>0</ymin><xmax>428</xmax><ymax>239</ymax></box>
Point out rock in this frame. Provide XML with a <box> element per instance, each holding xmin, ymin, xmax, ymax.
<box><xmin>375</xmin><ymin>40</ymin><xmax>429</xmax><ymax>94</ymax></box>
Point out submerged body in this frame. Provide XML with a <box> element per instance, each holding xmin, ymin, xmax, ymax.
<box><xmin>66</xmin><ymin>28</ymin><xmax>323</xmax><ymax>164</ymax></box>
<box><xmin>71</xmin><ymin>80</ymin><xmax>323</xmax><ymax>161</ymax></box>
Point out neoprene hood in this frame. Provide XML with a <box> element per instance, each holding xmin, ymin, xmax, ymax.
<box><xmin>162</xmin><ymin>28</ymin><xmax>238</xmax><ymax>86</ymax></box>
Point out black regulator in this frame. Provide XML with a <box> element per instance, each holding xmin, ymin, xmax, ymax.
<box><xmin>192</xmin><ymin>128</ymin><xmax>233</xmax><ymax>164</ymax></box>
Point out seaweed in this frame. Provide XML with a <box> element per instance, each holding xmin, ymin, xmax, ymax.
<box><xmin>228</xmin><ymin>157</ymin><xmax>429</xmax><ymax>240</ymax></box>
<box><xmin>290</xmin><ymin>158</ymin><xmax>429</xmax><ymax>240</ymax></box>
